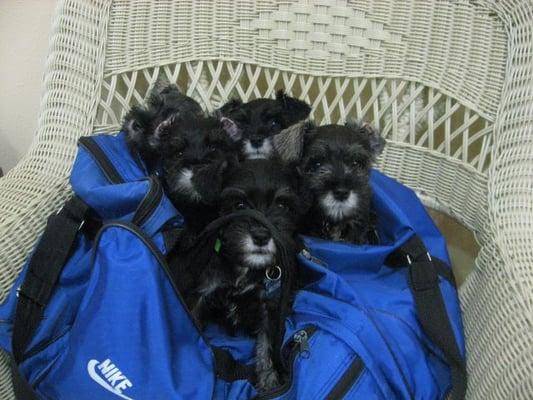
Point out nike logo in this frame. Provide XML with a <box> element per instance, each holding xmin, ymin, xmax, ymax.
<box><xmin>87</xmin><ymin>359</ymin><xmax>134</xmax><ymax>399</ymax></box>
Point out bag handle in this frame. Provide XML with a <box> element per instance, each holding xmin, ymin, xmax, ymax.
<box><xmin>401</xmin><ymin>235</ymin><xmax>467</xmax><ymax>400</ymax></box>
<box><xmin>12</xmin><ymin>196</ymin><xmax>90</xmax><ymax>364</ymax></box>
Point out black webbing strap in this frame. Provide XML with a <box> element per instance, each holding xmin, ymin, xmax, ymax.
<box><xmin>9</xmin><ymin>355</ymin><xmax>39</xmax><ymax>400</ymax></box>
<box><xmin>12</xmin><ymin>196</ymin><xmax>90</xmax><ymax>364</ymax></box>
<box><xmin>386</xmin><ymin>246</ymin><xmax>456</xmax><ymax>287</ymax></box>
<box><xmin>213</xmin><ymin>347</ymin><xmax>255</xmax><ymax>382</ymax></box>
<box><xmin>401</xmin><ymin>235</ymin><xmax>467</xmax><ymax>400</ymax></box>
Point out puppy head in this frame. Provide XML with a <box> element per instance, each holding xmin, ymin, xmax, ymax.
<box><xmin>122</xmin><ymin>83</ymin><xmax>203</xmax><ymax>166</ymax></box>
<box><xmin>299</xmin><ymin>122</ymin><xmax>385</xmax><ymax>223</ymax></box>
<box><xmin>218</xmin><ymin>160</ymin><xmax>305</xmax><ymax>270</ymax></box>
<box><xmin>161</xmin><ymin>116</ymin><xmax>239</xmax><ymax>208</ymax></box>
<box><xmin>218</xmin><ymin>90</ymin><xmax>311</xmax><ymax>160</ymax></box>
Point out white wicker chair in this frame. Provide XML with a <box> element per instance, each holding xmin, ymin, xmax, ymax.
<box><xmin>0</xmin><ymin>1</ymin><xmax>531</xmax><ymax>398</ymax></box>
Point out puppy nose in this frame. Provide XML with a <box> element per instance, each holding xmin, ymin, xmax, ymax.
<box><xmin>250</xmin><ymin>138</ymin><xmax>263</xmax><ymax>148</ymax></box>
<box><xmin>251</xmin><ymin>227</ymin><xmax>271</xmax><ymax>246</ymax></box>
<box><xmin>333</xmin><ymin>188</ymin><xmax>350</xmax><ymax>201</ymax></box>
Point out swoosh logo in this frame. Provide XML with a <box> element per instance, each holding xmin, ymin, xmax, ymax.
<box><xmin>87</xmin><ymin>360</ymin><xmax>134</xmax><ymax>400</ymax></box>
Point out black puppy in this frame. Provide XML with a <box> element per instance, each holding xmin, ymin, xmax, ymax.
<box><xmin>218</xmin><ymin>90</ymin><xmax>311</xmax><ymax>159</ymax></box>
<box><xmin>182</xmin><ymin>159</ymin><xmax>306</xmax><ymax>391</ymax></box>
<box><xmin>122</xmin><ymin>83</ymin><xmax>203</xmax><ymax>170</ymax></box>
<box><xmin>298</xmin><ymin>122</ymin><xmax>385</xmax><ymax>244</ymax></box>
<box><xmin>122</xmin><ymin>82</ymin><xmax>240</xmax><ymax>233</ymax></box>
<box><xmin>160</xmin><ymin>115</ymin><xmax>240</xmax><ymax>234</ymax></box>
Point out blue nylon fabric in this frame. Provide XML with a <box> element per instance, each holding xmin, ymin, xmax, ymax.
<box><xmin>90</xmin><ymin>133</ymin><xmax>149</xmax><ymax>181</ymax></box>
<box><xmin>0</xmin><ymin>234</ymin><xmax>93</xmax><ymax>356</ymax></box>
<box><xmin>72</xmin><ymin>133</ymin><xmax>180</xmax><ymax>233</ymax></box>
<box><xmin>35</xmin><ymin>225</ymin><xmax>215</xmax><ymax>400</ymax></box>
<box><xmin>0</xmin><ymin>133</ymin><xmax>465</xmax><ymax>399</ymax></box>
<box><xmin>214</xmin><ymin>380</ymin><xmax>257</xmax><ymax>400</ymax></box>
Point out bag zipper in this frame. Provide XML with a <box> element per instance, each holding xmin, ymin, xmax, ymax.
<box><xmin>132</xmin><ymin>176</ymin><xmax>163</xmax><ymax>226</ymax></box>
<box><xmin>253</xmin><ymin>326</ymin><xmax>317</xmax><ymax>400</ymax></box>
<box><xmin>300</xmin><ymin>248</ymin><xmax>327</xmax><ymax>266</ymax></box>
<box><xmin>324</xmin><ymin>357</ymin><xmax>365</xmax><ymax>400</ymax></box>
<box><xmin>78</xmin><ymin>137</ymin><xmax>124</xmax><ymax>184</ymax></box>
<box><xmin>79</xmin><ymin>138</ymin><xmax>164</xmax><ymax>228</ymax></box>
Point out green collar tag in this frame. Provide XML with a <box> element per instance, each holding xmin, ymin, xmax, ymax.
<box><xmin>214</xmin><ymin>238</ymin><xmax>222</xmax><ymax>253</ymax></box>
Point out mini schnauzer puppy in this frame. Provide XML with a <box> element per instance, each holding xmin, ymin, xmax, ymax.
<box><xmin>159</xmin><ymin>115</ymin><xmax>240</xmax><ymax>234</ymax></box>
<box><xmin>182</xmin><ymin>159</ymin><xmax>307</xmax><ymax>391</ymax></box>
<box><xmin>298</xmin><ymin>122</ymin><xmax>385</xmax><ymax>244</ymax></box>
<box><xmin>122</xmin><ymin>82</ymin><xmax>241</xmax><ymax>234</ymax></box>
<box><xmin>122</xmin><ymin>82</ymin><xmax>203</xmax><ymax>170</ymax></box>
<box><xmin>217</xmin><ymin>90</ymin><xmax>311</xmax><ymax>160</ymax></box>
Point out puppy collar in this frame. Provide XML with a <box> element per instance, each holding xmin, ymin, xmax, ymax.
<box><xmin>264</xmin><ymin>265</ymin><xmax>282</xmax><ymax>299</ymax></box>
<box><xmin>265</xmin><ymin>265</ymin><xmax>282</xmax><ymax>281</ymax></box>
<box><xmin>214</xmin><ymin>238</ymin><xmax>222</xmax><ymax>253</ymax></box>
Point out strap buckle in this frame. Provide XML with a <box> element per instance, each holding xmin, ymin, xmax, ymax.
<box><xmin>405</xmin><ymin>251</ymin><xmax>432</xmax><ymax>265</ymax></box>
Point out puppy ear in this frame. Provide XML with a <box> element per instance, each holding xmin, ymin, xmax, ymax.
<box><xmin>276</xmin><ymin>90</ymin><xmax>311</xmax><ymax>124</ymax></box>
<box><xmin>151</xmin><ymin>77</ymin><xmax>172</xmax><ymax>96</ymax></box>
<box><xmin>218</xmin><ymin>98</ymin><xmax>243</xmax><ymax>116</ymax></box>
<box><xmin>219</xmin><ymin>116</ymin><xmax>242</xmax><ymax>142</ymax></box>
<box><xmin>152</xmin><ymin>113</ymin><xmax>178</xmax><ymax>147</ymax></box>
<box><xmin>346</xmin><ymin>120</ymin><xmax>386</xmax><ymax>159</ymax></box>
<box><xmin>272</xmin><ymin>120</ymin><xmax>314</xmax><ymax>163</ymax></box>
<box><xmin>144</xmin><ymin>79</ymin><xmax>171</xmax><ymax>109</ymax></box>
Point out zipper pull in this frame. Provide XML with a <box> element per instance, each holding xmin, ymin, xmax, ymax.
<box><xmin>293</xmin><ymin>330</ymin><xmax>310</xmax><ymax>359</ymax></box>
<box><xmin>300</xmin><ymin>248</ymin><xmax>327</xmax><ymax>266</ymax></box>
<box><xmin>301</xmin><ymin>249</ymin><xmax>312</xmax><ymax>260</ymax></box>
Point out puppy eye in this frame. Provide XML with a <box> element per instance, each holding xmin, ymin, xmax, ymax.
<box><xmin>276</xmin><ymin>200</ymin><xmax>290</xmax><ymax>210</ymax></box>
<box><xmin>209</xmin><ymin>145</ymin><xmax>217</xmax><ymax>152</ymax></box>
<box><xmin>234</xmin><ymin>201</ymin><xmax>246</xmax><ymax>210</ymax></box>
<box><xmin>270</xmin><ymin>120</ymin><xmax>280</xmax><ymax>130</ymax></box>
<box><xmin>352</xmin><ymin>159</ymin><xmax>364</xmax><ymax>169</ymax></box>
<box><xmin>306</xmin><ymin>161</ymin><xmax>321</xmax><ymax>173</ymax></box>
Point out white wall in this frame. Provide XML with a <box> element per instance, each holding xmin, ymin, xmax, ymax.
<box><xmin>0</xmin><ymin>0</ymin><xmax>57</xmax><ymax>174</ymax></box>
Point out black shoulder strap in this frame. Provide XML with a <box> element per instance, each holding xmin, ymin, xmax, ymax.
<box><xmin>9</xmin><ymin>355</ymin><xmax>40</xmax><ymax>400</ymax></box>
<box><xmin>385</xmin><ymin>247</ymin><xmax>456</xmax><ymax>287</ymax></box>
<box><xmin>401</xmin><ymin>235</ymin><xmax>467</xmax><ymax>400</ymax></box>
<box><xmin>12</xmin><ymin>196</ymin><xmax>90</xmax><ymax>364</ymax></box>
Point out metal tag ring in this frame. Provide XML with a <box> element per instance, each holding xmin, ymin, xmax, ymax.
<box><xmin>265</xmin><ymin>265</ymin><xmax>282</xmax><ymax>281</ymax></box>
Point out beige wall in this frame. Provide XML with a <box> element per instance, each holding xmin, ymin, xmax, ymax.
<box><xmin>0</xmin><ymin>0</ymin><xmax>57</xmax><ymax>174</ymax></box>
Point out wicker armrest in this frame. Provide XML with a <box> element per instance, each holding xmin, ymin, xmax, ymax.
<box><xmin>0</xmin><ymin>0</ymin><xmax>112</xmax><ymax>302</ymax></box>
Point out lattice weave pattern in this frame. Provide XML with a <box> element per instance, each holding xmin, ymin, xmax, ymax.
<box><xmin>0</xmin><ymin>1</ymin><xmax>531</xmax><ymax>399</ymax></box>
<box><xmin>106</xmin><ymin>0</ymin><xmax>506</xmax><ymax>119</ymax></box>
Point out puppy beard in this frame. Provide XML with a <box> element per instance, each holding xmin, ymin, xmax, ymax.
<box><xmin>175</xmin><ymin>168</ymin><xmax>203</xmax><ymax>202</ymax></box>
<box><xmin>242</xmin><ymin>235</ymin><xmax>277</xmax><ymax>268</ymax></box>
<box><xmin>242</xmin><ymin>139</ymin><xmax>273</xmax><ymax>159</ymax></box>
<box><xmin>320</xmin><ymin>191</ymin><xmax>359</xmax><ymax>222</ymax></box>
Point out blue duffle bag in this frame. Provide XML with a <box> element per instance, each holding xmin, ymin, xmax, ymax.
<box><xmin>0</xmin><ymin>132</ymin><xmax>466</xmax><ymax>399</ymax></box>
